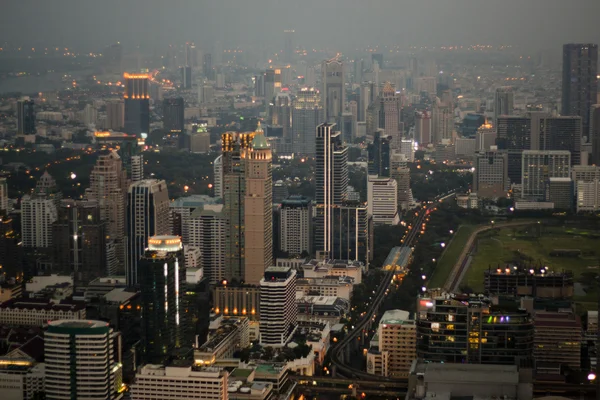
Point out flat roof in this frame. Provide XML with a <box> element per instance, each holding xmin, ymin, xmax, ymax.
<box><xmin>381</xmin><ymin>309</ymin><xmax>413</xmax><ymax>325</ymax></box>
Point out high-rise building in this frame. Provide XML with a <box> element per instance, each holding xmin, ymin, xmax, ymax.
<box><xmin>432</xmin><ymin>100</ymin><xmax>453</xmax><ymax>144</ymax></box>
<box><xmin>45</xmin><ymin>320</ymin><xmax>123</xmax><ymax>400</ymax></box>
<box><xmin>0</xmin><ymin>177</ymin><xmax>8</xmax><ymax>214</ymax></box>
<box><xmin>139</xmin><ymin>236</ymin><xmax>185</xmax><ymax>364</ymax></box>
<box><xmin>359</xmin><ymin>81</ymin><xmax>375</xmax><ymax>122</ymax></box>
<box><xmin>52</xmin><ymin>199</ymin><xmax>107</xmax><ymax>286</ymax></box>
<box><xmin>126</xmin><ymin>179</ymin><xmax>170</xmax><ymax>287</ymax></box>
<box><xmin>591</xmin><ymin>104</ymin><xmax>600</xmax><ymax>166</ymax></box>
<box><xmin>244</xmin><ymin>124</ymin><xmax>273</xmax><ymax>285</ymax></box>
<box><xmin>473</xmin><ymin>151</ymin><xmax>509</xmax><ymax>198</ymax></box>
<box><xmin>222</xmin><ymin>131</ymin><xmax>253</xmax><ymax>281</ymax></box>
<box><xmin>494</xmin><ymin>87</ymin><xmax>514</xmax><ymax>125</ymax></box>
<box><xmin>315</xmin><ymin>123</ymin><xmax>348</xmax><ymax>257</ymax></box>
<box><xmin>21</xmin><ymin>172</ymin><xmax>60</xmax><ymax>248</ymax></box>
<box><xmin>415</xmin><ymin>111</ymin><xmax>432</xmax><ymax>145</ymax></box>
<box><xmin>372</xmin><ymin>53</ymin><xmax>384</xmax><ymax>69</ymax></box>
<box><xmin>188</xmin><ymin>204</ymin><xmax>227</xmax><ymax>285</ymax></box>
<box><xmin>17</xmin><ymin>98</ymin><xmax>35</xmax><ymax>135</ymax></box>
<box><xmin>105</xmin><ymin>99</ymin><xmax>125</xmax><ymax>130</ymax></box>
<box><xmin>213</xmin><ymin>154</ymin><xmax>223</xmax><ymax>198</ymax></box>
<box><xmin>332</xmin><ymin>202</ymin><xmax>371</xmax><ymax>265</ymax></box>
<box><xmin>391</xmin><ymin>153</ymin><xmax>412</xmax><ymax>210</ymax></box>
<box><xmin>416</xmin><ymin>292</ymin><xmax>534</xmax><ymax>365</ymax></box>
<box><xmin>198</xmin><ymin>82</ymin><xmax>215</xmax><ymax>104</ymax></box>
<box><xmin>163</xmin><ymin>97</ymin><xmax>185</xmax><ymax>134</ymax></box>
<box><xmin>368</xmin><ymin>129</ymin><xmax>391</xmax><ymax>177</ymax></box>
<box><xmin>292</xmin><ymin>88</ymin><xmax>323</xmax><ymax>155</ymax></box>
<box><xmin>521</xmin><ymin>150</ymin><xmax>571</xmax><ymax>200</ymax></box>
<box><xmin>562</xmin><ymin>43</ymin><xmax>598</xmax><ymax>138</ymax></box>
<box><xmin>86</xmin><ymin>150</ymin><xmax>129</xmax><ymax>267</ymax></box>
<box><xmin>379</xmin><ymin>82</ymin><xmax>402</xmax><ymax>148</ymax></box>
<box><xmin>283</xmin><ymin>29</ymin><xmax>295</xmax><ymax>63</ymax></box>
<box><xmin>259</xmin><ymin>266</ymin><xmax>297</xmax><ymax>346</ymax></box>
<box><xmin>202</xmin><ymin>53</ymin><xmax>213</xmax><ymax>80</ymax></box>
<box><xmin>496</xmin><ymin>116</ymin><xmax>531</xmax><ymax>184</ymax></box>
<box><xmin>415</xmin><ymin>77</ymin><xmax>437</xmax><ymax>97</ymax></box>
<box><xmin>280</xmin><ymin>195</ymin><xmax>312</xmax><ymax>257</ymax></box>
<box><xmin>321</xmin><ymin>58</ymin><xmax>345</xmax><ymax>123</ymax></box>
<box><xmin>534</xmin><ymin>311</ymin><xmax>581</xmax><ymax>369</ymax></box>
<box><xmin>264</xmin><ymin>68</ymin><xmax>282</xmax><ymax>105</ymax></box>
<box><xmin>180</xmin><ymin>66</ymin><xmax>192</xmax><ymax>89</ymax></box>
<box><xmin>368</xmin><ymin>176</ymin><xmax>399</xmax><ymax>225</ymax></box>
<box><xmin>538</xmin><ymin>115</ymin><xmax>582</xmax><ymax>165</ymax></box>
<box><xmin>269</xmin><ymin>92</ymin><xmax>292</xmax><ymax>142</ymax></box>
<box><xmin>123</xmin><ymin>73</ymin><xmax>150</xmax><ymax>136</ymax></box>
<box><xmin>340</xmin><ymin>112</ymin><xmax>356</xmax><ymax>144</ymax></box>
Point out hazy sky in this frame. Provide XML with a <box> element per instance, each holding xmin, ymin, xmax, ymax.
<box><xmin>1</xmin><ymin>0</ymin><xmax>599</xmax><ymax>52</ymax></box>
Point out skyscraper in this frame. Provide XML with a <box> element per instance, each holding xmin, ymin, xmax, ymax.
<box><xmin>380</xmin><ymin>82</ymin><xmax>402</xmax><ymax>148</ymax></box>
<box><xmin>368</xmin><ymin>176</ymin><xmax>399</xmax><ymax>225</ymax></box>
<box><xmin>180</xmin><ymin>66</ymin><xmax>192</xmax><ymax>89</ymax></box>
<box><xmin>292</xmin><ymin>88</ymin><xmax>323</xmax><ymax>155</ymax></box>
<box><xmin>202</xmin><ymin>53</ymin><xmax>213</xmax><ymax>80</ymax></box>
<box><xmin>244</xmin><ymin>124</ymin><xmax>273</xmax><ymax>285</ymax></box>
<box><xmin>259</xmin><ymin>266</ymin><xmax>297</xmax><ymax>346</ymax></box>
<box><xmin>280</xmin><ymin>195</ymin><xmax>312</xmax><ymax>257</ymax></box>
<box><xmin>45</xmin><ymin>320</ymin><xmax>122</xmax><ymax>400</ymax></box>
<box><xmin>123</xmin><ymin>73</ymin><xmax>150</xmax><ymax>136</ymax></box>
<box><xmin>359</xmin><ymin>81</ymin><xmax>375</xmax><ymax>122</ymax></box>
<box><xmin>163</xmin><ymin>97</ymin><xmax>185</xmax><ymax>134</ymax></box>
<box><xmin>86</xmin><ymin>150</ymin><xmax>128</xmax><ymax>267</ymax></box>
<box><xmin>283</xmin><ymin>30</ymin><xmax>295</xmax><ymax>63</ymax></box>
<box><xmin>105</xmin><ymin>99</ymin><xmax>125</xmax><ymax>130</ymax></box>
<box><xmin>562</xmin><ymin>43</ymin><xmax>598</xmax><ymax>138</ymax></box>
<box><xmin>521</xmin><ymin>150</ymin><xmax>571</xmax><ymax>200</ymax></box>
<box><xmin>315</xmin><ymin>123</ymin><xmax>348</xmax><ymax>257</ymax></box>
<box><xmin>269</xmin><ymin>92</ymin><xmax>292</xmax><ymax>143</ymax></box>
<box><xmin>139</xmin><ymin>235</ymin><xmax>185</xmax><ymax>364</ymax></box>
<box><xmin>187</xmin><ymin>204</ymin><xmax>227</xmax><ymax>285</ymax></box>
<box><xmin>473</xmin><ymin>151</ymin><xmax>509</xmax><ymax>199</ymax></box>
<box><xmin>17</xmin><ymin>98</ymin><xmax>35</xmax><ymax>135</ymax></box>
<box><xmin>264</xmin><ymin>68</ymin><xmax>282</xmax><ymax>105</ymax></box>
<box><xmin>126</xmin><ymin>179</ymin><xmax>170</xmax><ymax>287</ymax></box>
<box><xmin>321</xmin><ymin>58</ymin><xmax>345</xmax><ymax>123</ymax></box>
<box><xmin>592</xmin><ymin>105</ymin><xmax>600</xmax><ymax>166</ymax></box>
<box><xmin>21</xmin><ymin>172</ymin><xmax>60</xmax><ymax>248</ymax></box>
<box><xmin>0</xmin><ymin>177</ymin><xmax>8</xmax><ymax>214</ymax></box>
<box><xmin>494</xmin><ymin>87</ymin><xmax>514</xmax><ymax>125</ymax></box>
<box><xmin>213</xmin><ymin>154</ymin><xmax>223</xmax><ymax>198</ymax></box>
<box><xmin>332</xmin><ymin>202</ymin><xmax>371</xmax><ymax>265</ymax></box>
<box><xmin>496</xmin><ymin>116</ymin><xmax>531</xmax><ymax>184</ymax></box>
<box><xmin>538</xmin><ymin>115</ymin><xmax>582</xmax><ymax>165</ymax></box>
<box><xmin>368</xmin><ymin>129</ymin><xmax>391</xmax><ymax>177</ymax></box>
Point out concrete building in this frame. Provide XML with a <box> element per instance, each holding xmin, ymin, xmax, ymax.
<box><xmin>494</xmin><ymin>86</ymin><xmax>514</xmax><ymax>125</ymax></box>
<box><xmin>455</xmin><ymin>138</ymin><xmax>477</xmax><ymax>159</ymax></box>
<box><xmin>302</xmin><ymin>259</ymin><xmax>362</xmax><ymax>284</ymax></box>
<box><xmin>576</xmin><ymin>180</ymin><xmax>600</xmax><ymax>212</ymax></box>
<box><xmin>126</xmin><ymin>179</ymin><xmax>170</xmax><ymax>287</ymax></box>
<box><xmin>213</xmin><ymin>154</ymin><xmax>223</xmax><ymax>198</ymax></box>
<box><xmin>414</xmin><ymin>111</ymin><xmax>432</xmax><ymax>145</ymax></box>
<box><xmin>21</xmin><ymin>172</ymin><xmax>61</xmax><ymax>249</ymax></box>
<box><xmin>366</xmin><ymin>310</ymin><xmax>416</xmax><ymax>378</ymax></box>
<box><xmin>280</xmin><ymin>195</ymin><xmax>312</xmax><ymax>257</ymax></box>
<box><xmin>0</xmin><ymin>177</ymin><xmax>8</xmax><ymax>214</ymax></box>
<box><xmin>244</xmin><ymin>124</ymin><xmax>273</xmax><ymax>285</ymax></box>
<box><xmin>546</xmin><ymin>177</ymin><xmax>573</xmax><ymax>210</ymax></box>
<box><xmin>390</xmin><ymin>152</ymin><xmax>412</xmax><ymax>210</ymax></box>
<box><xmin>45</xmin><ymin>320</ymin><xmax>122</xmax><ymax>400</ymax></box>
<box><xmin>534</xmin><ymin>311</ymin><xmax>581</xmax><ymax>369</ymax></box>
<box><xmin>187</xmin><ymin>204</ymin><xmax>227</xmax><ymax>285</ymax></box>
<box><xmin>123</xmin><ymin>73</ymin><xmax>150</xmax><ymax>136</ymax></box>
<box><xmin>213</xmin><ymin>285</ymin><xmax>260</xmax><ymax>320</ymax></box>
<box><xmin>521</xmin><ymin>150</ymin><xmax>571</xmax><ymax>200</ymax></box>
<box><xmin>291</xmin><ymin>88</ymin><xmax>322</xmax><ymax>156</ymax></box>
<box><xmin>259</xmin><ymin>267</ymin><xmax>297</xmax><ymax>347</ymax></box>
<box><xmin>296</xmin><ymin>276</ymin><xmax>353</xmax><ymax>301</ymax></box>
<box><xmin>367</xmin><ymin>176</ymin><xmax>399</xmax><ymax>225</ymax></box>
<box><xmin>105</xmin><ymin>99</ymin><xmax>124</xmax><ymax>130</ymax></box>
<box><xmin>379</xmin><ymin>82</ymin><xmax>402</xmax><ymax>148</ymax></box>
<box><xmin>368</xmin><ymin>130</ymin><xmax>391</xmax><ymax>177</ymax></box>
<box><xmin>194</xmin><ymin>317</ymin><xmax>250</xmax><ymax>365</ymax></box>
<box><xmin>0</xmin><ymin>298</ymin><xmax>85</xmax><ymax>326</ymax></box>
<box><xmin>131</xmin><ymin>364</ymin><xmax>227</xmax><ymax>400</ymax></box>
<box><xmin>321</xmin><ymin>58</ymin><xmax>345</xmax><ymax>123</ymax></box>
<box><xmin>473</xmin><ymin>151</ymin><xmax>509</xmax><ymax>199</ymax></box>
<box><xmin>415</xmin><ymin>77</ymin><xmax>436</xmax><ymax>97</ymax></box>
<box><xmin>191</xmin><ymin>131</ymin><xmax>211</xmax><ymax>153</ymax></box>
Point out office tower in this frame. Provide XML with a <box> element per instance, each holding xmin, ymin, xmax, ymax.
<box><xmin>340</xmin><ymin>112</ymin><xmax>356</xmax><ymax>143</ymax></box>
<box><xmin>315</xmin><ymin>123</ymin><xmax>348</xmax><ymax>257</ymax></box>
<box><xmin>473</xmin><ymin>150</ymin><xmax>509</xmax><ymax>198</ymax></box>
<box><xmin>45</xmin><ymin>320</ymin><xmax>122</xmax><ymax>400</ymax></box>
<box><xmin>126</xmin><ymin>179</ymin><xmax>170</xmax><ymax>287</ymax></box>
<box><xmin>213</xmin><ymin>154</ymin><xmax>223</xmax><ymax>198</ymax></box>
<box><xmin>123</xmin><ymin>73</ymin><xmax>150</xmax><ymax>136</ymax></box>
<box><xmin>180</xmin><ymin>66</ymin><xmax>192</xmax><ymax>89</ymax></box>
<box><xmin>379</xmin><ymin>82</ymin><xmax>402</xmax><ymax>148</ymax></box>
<box><xmin>368</xmin><ymin>129</ymin><xmax>391</xmax><ymax>177</ymax></box>
<box><xmin>534</xmin><ymin>311</ymin><xmax>581</xmax><ymax>369</ymax></box>
<box><xmin>21</xmin><ymin>172</ymin><xmax>60</xmax><ymax>248</ymax></box>
<box><xmin>17</xmin><ymin>98</ymin><xmax>35</xmax><ymax>135</ymax></box>
<box><xmin>321</xmin><ymin>58</ymin><xmax>345</xmax><ymax>123</ymax></box>
<box><xmin>163</xmin><ymin>97</ymin><xmax>184</xmax><ymax>134</ymax></box>
<box><xmin>432</xmin><ymin>99</ymin><xmax>453</xmax><ymax>144</ymax></box>
<box><xmin>359</xmin><ymin>81</ymin><xmax>374</xmax><ymax>122</ymax></box>
<box><xmin>415</xmin><ymin>111</ymin><xmax>432</xmax><ymax>145</ymax></box>
<box><xmin>198</xmin><ymin>81</ymin><xmax>215</xmax><ymax>104</ymax></box>
<box><xmin>391</xmin><ymin>152</ymin><xmax>412</xmax><ymax>210</ymax></box>
<box><xmin>139</xmin><ymin>236</ymin><xmax>185</xmax><ymax>363</ymax></box>
<box><xmin>494</xmin><ymin>87</ymin><xmax>514</xmax><ymax>125</ymax></box>
<box><xmin>353</xmin><ymin>58</ymin><xmax>364</xmax><ymax>85</ymax></box>
<box><xmin>269</xmin><ymin>92</ymin><xmax>292</xmax><ymax>141</ymax></box>
<box><xmin>546</xmin><ymin>177</ymin><xmax>574</xmax><ymax>210</ymax></box>
<box><xmin>280</xmin><ymin>195</ymin><xmax>312</xmax><ymax>256</ymax></box>
<box><xmin>368</xmin><ymin>176</ymin><xmax>399</xmax><ymax>225</ymax></box>
<box><xmin>538</xmin><ymin>115</ymin><xmax>582</xmax><ymax>165</ymax></box>
<box><xmin>400</xmin><ymin>139</ymin><xmax>416</xmax><ymax>162</ymax></box>
<box><xmin>53</xmin><ymin>199</ymin><xmax>107</xmax><ymax>285</ymax></box>
<box><xmin>185</xmin><ymin>42</ymin><xmax>197</xmax><ymax>67</ymax></box>
<box><xmin>292</xmin><ymin>88</ymin><xmax>322</xmax><ymax>155</ymax></box>
<box><xmin>416</xmin><ymin>292</ymin><xmax>534</xmax><ymax>365</ymax></box>
<box><xmin>105</xmin><ymin>99</ymin><xmax>125</xmax><ymax>130</ymax></box>
<box><xmin>592</xmin><ymin>105</ymin><xmax>600</xmax><ymax>165</ymax></box>
<box><xmin>222</xmin><ymin>131</ymin><xmax>253</xmax><ymax>281</ymax></box>
<box><xmin>86</xmin><ymin>150</ymin><xmax>128</xmax><ymax>266</ymax></box>
<box><xmin>521</xmin><ymin>150</ymin><xmax>571</xmax><ymax>200</ymax></box>
<box><xmin>367</xmin><ymin>310</ymin><xmax>416</xmax><ymax>378</ymax></box>
<box><xmin>190</xmin><ymin>130</ymin><xmax>210</xmax><ymax>153</ymax></box>
<box><xmin>188</xmin><ymin>204</ymin><xmax>227</xmax><ymax>284</ymax></box>
<box><xmin>283</xmin><ymin>29</ymin><xmax>295</xmax><ymax>63</ymax></box>
<box><xmin>202</xmin><ymin>53</ymin><xmax>213</xmax><ymax>80</ymax></box>
<box><xmin>496</xmin><ymin>116</ymin><xmax>530</xmax><ymax>183</ymax></box>
<box><xmin>475</xmin><ymin>122</ymin><xmax>496</xmax><ymax>152</ymax></box>
<box><xmin>332</xmin><ymin>202</ymin><xmax>371</xmax><ymax>265</ymax></box>
<box><xmin>0</xmin><ymin>177</ymin><xmax>7</xmax><ymax>214</ymax></box>
<box><xmin>264</xmin><ymin>68</ymin><xmax>282</xmax><ymax>105</ymax></box>
<box><xmin>244</xmin><ymin>125</ymin><xmax>273</xmax><ymax>285</ymax></box>
<box><xmin>131</xmin><ymin>154</ymin><xmax>144</xmax><ymax>182</ymax></box>
<box><xmin>259</xmin><ymin>266</ymin><xmax>297</xmax><ymax>346</ymax></box>
<box><xmin>415</xmin><ymin>77</ymin><xmax>437</xmax><ymax>97</ymax></box>
<box><xmin>372</xmin><ymin>53</ymin><xmax>384</xmax><ymax>69</ymax></box>
<box><xmin>562</xmin><ymin>43</ymin><xmax>598</xmax><ymax>138</ymax></box>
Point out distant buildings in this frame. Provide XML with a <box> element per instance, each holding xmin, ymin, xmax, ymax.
<box><xmin>292</xmin><ymin>88</ymin><xmax>322</xmax><ymax>156</ymax></box>
<box><xmin>17</xmin><ymin>98</ymin><xmax>36</xmax><ymax>135</ymax></box>
<box><xmin>493</xmin><ymin>86</ymin><xmax>514</xmax><ymax>125</ymax></box>
<box><xmin>123</xmin><ymin>73</ymin><xmax>150</xmax><ymax>136</ymax></box>
<box><xmin>163</xmin><ymin>97</ymin><xmax>185</xmax><ymax>134</ymax></box>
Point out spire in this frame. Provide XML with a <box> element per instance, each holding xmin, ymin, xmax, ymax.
<box><xmin>252</xmin><ymin>121</ymin><xmax>269</xmax><ymax>150</ymax></box>
<box><xmin>382</xmin><ymin>81</ymin><xmax>394</xmax><ymax>94</ymax></box>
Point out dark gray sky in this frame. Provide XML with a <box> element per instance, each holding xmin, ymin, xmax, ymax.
<box><xmin>1</xmin><ymin>0</ymin><xmax>599</xmax><ymax>52</ymax></box>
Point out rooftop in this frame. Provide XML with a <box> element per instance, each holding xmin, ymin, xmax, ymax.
<box><xmin>380</xmin><ymin>309</ymin><xmax>413</xmax><ymax>325</ymax></box>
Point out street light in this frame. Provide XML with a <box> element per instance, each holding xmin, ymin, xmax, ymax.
<box><xmin>440</xmin><ymin>243</ymin><xmax>446</xmax><ymax>248</ymax></box>
<box><xmin>422</xmin><ymin>275</ymin><xmax>427</xmax><ymax>280</ymax></box>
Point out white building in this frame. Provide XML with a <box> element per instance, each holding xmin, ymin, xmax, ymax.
<box><xmin>131</xmin><ymin>365</ymin><xmax>227</xmax><ymax>400</ymax></box>
<box><xmin>259</xmin><ymin>267</ymin><xmax>297</xmax><ymax>347</ymax></box>
<box><xmin>21</xmin><ymin>195</ymin><xmax>57</xmax><ymax>248</ymax></box>
<box><xmin>213</xmin><ymin>155</ymin><xmax>223</xmax><ymax>198</ymax></box>
<box><xmin>184</xmin><ymin>246</ymin><xmax>202</xmax><ymax>268</ymax></box>
<box><xmin>521</xmin><ymin>150</ymin><xmax>571</xmax><ymax>200</ymax></box>
<box><xmin>45</xmin><ymin>320</ymin><xmax>122</xmax><ymax>400</ymax></box>
<box><xmin>280</xmin><ymin>195</ymin><xmax>312</xmax><ymax>256</ymax></box>
<box><xmin>455</xmin><ymin>138</ymin><xmax>477</xmax><ymax>159</ymax></box>
<box><xmin>296</xmin><ymin>276</ymin><xmax>354</xmax><ymax>301</ymax></box>
<box><xmin>26</xmin><ymin>275</ymin><xmax>73</xmax><ymax>294</ymax></box>
<box><xmin>367</xmin><ymin>176</ymin><xmax>399</xmax><ymax>225</ymax></box>
<box><xmin>187</xmin><ymin>204</ymin><xmax>227</xmax><ymax>284</ymax></box>
<box><xmin>131</xmin><ymin>155</ymin><xmax>144</xmax><ymax>182</ymax></box>
<box><xmin>302</xmin><ymin>259</ymin><xmax>363</xmax><ymax>284</ymax></box>
<box><xmin>0</xmin><ymin>299</ymin><xmax>86</xmax><ymax>327</ymax></box>
<box><xmin>576</xmin><ymin>180</ymin><xmax>600</xmax><ymax>212</ymax></box>
<box><xmin>399</xmin><ymin>139</ymin><xmax>416</xmax><ymax>162</ymax></box>
<box><xmin>0</xmin><ymin>177</ymin><xmax>8</xmax><ymax>213</ymax></box>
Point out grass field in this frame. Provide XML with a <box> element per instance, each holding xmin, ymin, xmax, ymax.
<box><xmin>428</xmin><ymin>225</ymin><xmax>476</xmax><ymax>288</ymax></box>
<box><xmin>463</xmin><ymin>225</ymin><xmax>600</xmax><ymax>306</ymax></box>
